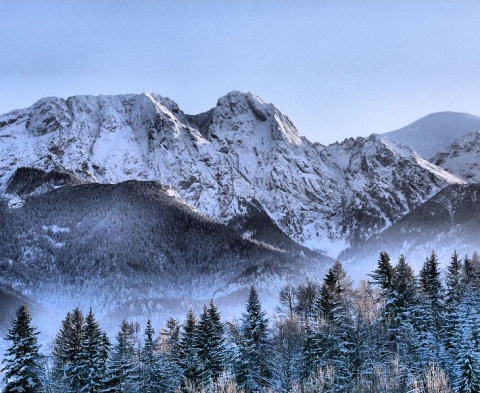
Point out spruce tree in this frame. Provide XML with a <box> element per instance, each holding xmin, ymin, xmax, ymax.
<box><xmin>454</xmin><ymin>349</ymin><xmax>480</xmax><ymax>393</ymax></box>
<box><xmin>370</xmin><ymin>252</ymin><xmax>397</xmax><ymax>353</ymax></box>
<box><xmin>51</xmin><ymin>310</ymin><xmax>73</xmax><ymax>392</ymax></box>
<box><xmin>317</xmin><ymin>268</ymin><xmax>338</xmax><ymax>322</ymax></box>
<box><xmin>158</xmin><ymin>317</ymin><xmax>182</xmax><ymax>391</ymax></box>
<box><xmin>104</xmin><ymin>320</ymin><xmax>138</xmax><ymax>392</ymax></box>
<box><xmin>195</xmin><ymin>300</ymin><xmax>225</xmax><ymax>385</ymax></box>
<box><xmin>390</xmin><ymin>255</ymin><xmax>418</xmax><ymax>357</ymax></box>
<box><xmin>444</xmin><ymin>251</ymin><xmax>465</xmax><ymax>369</ymax></box>
<box><xmin>78</xmin><ymin>308</ymin><xmax>108</xmax><ymax>393</ymax></box>
<box><xmin>2</xmin><ymin>304</ymin><xmax>42</xmax><ymax>393</ymax></box>
<box><xmin>178</xmin><ymin>309</ymin><xmax>201</xmax><ymax>388</ymax></box>
<box><xmin>464</xmin><ymin>254</ymin><xmax>474</xmax><ymax>286</ymax></box>
<box><xmin>138</xmin><ymin>320</ymin><xmax>161</xmax><ymax>393</ymax></box>
<box><xmin>453</xmin><ymin>290</ymin><xmax>480</xmax><ymax>393</ymax></box>
<box><xmin>370</xmin><ymin>251</ymin><xmax>394</xmax><ymax>294</ymax></box>
<box><xmin>51</xmin><ymin>307</ymin><xmax>84</xmax><ymax>392</ymax></box>
<box><xmin>233</xmin><ymin>286</ymin><xmax>272</xmax><ymax>391</ymax></box>
<box><xmin>420</xmin><ymin>251</ymin><xmax>444</xmax><ymax>330</ymax></box>
<box><xmin>446</xmin><ymin>251</ymin><xmax>464</xmax><ymax>305</ymax></box>
<box><xmin>391</xmin><ymin>255</ymin><xmax>417</xmax><ymax>317</ymax></box>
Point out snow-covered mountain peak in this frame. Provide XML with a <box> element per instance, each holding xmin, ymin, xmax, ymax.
<box><xmin>210</xmin><ymin>90</ymin><xmax>302</xmax><ymax>145</ymax></box>
<box><xmin>381</xmin><ymin>111</ymin><xmax>480</xmax><ymax>159</ymax></box>
<box><xmin>432</xmin><ymin>130</ymin><xmax>480</xmax><ymax>183</ymax></box>
<box><xmin>0</xmin><ymin>91</ymin><xmax>468</xmax><ymax>254</ymax></box>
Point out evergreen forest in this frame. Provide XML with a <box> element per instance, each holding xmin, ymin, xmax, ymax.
<box><xmin>3</xmin><ymin>250</ymin><xmax>480</xmax><ymax>393</ymax></box>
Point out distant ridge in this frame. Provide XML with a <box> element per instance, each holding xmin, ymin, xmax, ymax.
<box><xmin>381</xmin><ymin>111</ymin><xmax>480</xmax><ymax>159</ymax></box>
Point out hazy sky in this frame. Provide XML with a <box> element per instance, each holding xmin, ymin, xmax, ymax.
<box><xmin>1</xmin><ymin>1</ymin><xmax>480</xmax><ymax>144</ymax></box>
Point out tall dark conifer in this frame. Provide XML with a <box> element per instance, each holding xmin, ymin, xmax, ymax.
<box><xmin>370</xmin><ymin>251</ymin><xmax>394</xmax><ymax>294</ymax></box>
<box><xmin>51</xmin><ymin>307</ymin><xmax>84</xmax><ymax>392</ymax></box>
<box><xmin>1</xmin><ymin>304</ymin><xmax>42</xmax><ymax>393</ymax></box>
<box><xmin>233</xmin><ymin>286</ymin><xmax>272</xmax><ymax>391</ymax></box>
<box><xmin>78</xmin><ymin>308</ymin><xmax>108</xmax><ymax>393</ymax></box>
<box><xmin>195</xmin><ymin>300</ymin><xmax>225</xmax><ymax>385</ymax></box>
<box><xmin>104</xmin><ymin>320</ymin><xmax>138</xmax><ymax>392</ymax></box>
<box><xmin>178</xmin><ymin>309</ymin><xmax>201</xmax><ymax>388</ymax></box>
<box><xmin>139</xmin><ymin>320</ymin><xmax>161</xmax><ymax>393</ymax></box>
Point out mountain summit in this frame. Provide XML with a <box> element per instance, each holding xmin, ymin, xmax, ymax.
<box><xmin>381</xmin><ymin>111</ymin><xmax>480</xmax><ymax>159</ymax></box>
<box><xmin>0</xmin><ymin>92</ymin><xmax>464</xmax><ymax>251</ymax></box>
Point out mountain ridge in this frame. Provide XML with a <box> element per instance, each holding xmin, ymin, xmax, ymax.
<box><xmin>381</xmin><ymin>111</ymin><xmax>480</xmax><ymax>159</ymax></box>
<box><xmin>0</xmin><ymin>91</ymin><xmax>464</xmax><ymax>253</ymax></box>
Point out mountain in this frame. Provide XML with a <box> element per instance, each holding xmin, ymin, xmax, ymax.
<box><xmin>341</xmin><ymin>183</ymin><xmax>480</xmax><ymax>274</ymax></box>
<box><xmin>3</xmin><ymin>90</ymin><xmax>480</xmax><ymax>338</ymax></box>
<box><xmin>0</xmin><ymin>91</ymin><xmax>462</xmax><ymax>252</ymax></box>
<box><xmin>381</xmin><ymin>111</ymin><xmax>480</xmax><ymax>160</ymax></box>
<box><xmin>432</xmin><ymin>131</ymin><xmax>480</xmax><ymax>183</ymax></box>
<box><xmin>0</xmin><ymin>177</ymin><xmax>327</xmax><ymax>325</ymax></box>
<box><xmin>317</xmin><ymin>134</ymin><xmax>462</xmax><ymax>246</ymax></box>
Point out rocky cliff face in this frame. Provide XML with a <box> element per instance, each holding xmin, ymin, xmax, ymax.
<box><xmin>433</xmin><ymin>131</ymin><xmax>480</xmax><ymax>183</ymax></box>
<box><xmin>0</xmin><ymin>91</ymin><xmax>463</xmax><ymax>251</ymax></box>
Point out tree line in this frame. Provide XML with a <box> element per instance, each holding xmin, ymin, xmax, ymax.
<box><xmin>2</xmin><ymin>250</ymin><xmax>480</xmax><ymax>392</ymax></box>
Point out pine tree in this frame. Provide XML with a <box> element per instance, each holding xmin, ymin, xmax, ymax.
<box><xmin>390</xmin><ymin>254</ymin><xmax>418</xmax><ymax>358</ymax></box>
<box><xmin>158</xmin><ymin>317</ymin><xmax>182</xmax><ymax>391</ymax></box>
<box><xmin>444</xmin><ymin>251</ymin><xmax>465</xmax><ymax>371</ymax></box>
<box><xmin>370</xmin><ymin>251</ymin><xmax>394</xmax><ymax>294</ymax></box>
<box><xmin>453</xmin><ymin>290</ymin><xmax>480</xmax><ymax>393</ymax></box>
<box><xmin>78</xmin><ymin>308</ymin><xmax>108</xmax><ymax>393</ymax></box>
<box><xmin>233</xmin><ymin>286</ymin><xmax>272</xmax><ymax>391</ymax></box>
<box><xmin>446</xmin><ymin>251</ymin><xmax>464</xmax><ymax>305</ymax></box>
<box><xmin>195</xmin><ymin>300</ymin><xmax>225</xmax><ymax>385</ymax></box>
<box><xmin>138</xmin><ymin>320</ymin><xmax>161</xmax><ymax>393</ymax></box>
<box><xmin>420</xmin><ymin>251</ymin><xmax>444</xmax><ymax>331</ymax></box>
<box><xmin>416</xmin><ymin>252</ymin><xmax>445</xmax><ymax>368</ymax></box>
<box><xmin>104</xmin><ymin>320</ymin><xmax>139</xmax><ymax>392</ymax></box>
<box><xmin>178</xmin><ymin>309</ymin><xmax>201</xmax><ymax>388</ymax></box>
<box><xmin>2</xmin><ymin>304</ymin><xmax>42</xmax><ymax>393</ymax></box>
<box><xmin>316</xmin><ymin>268</ymin><xmax>338</xmax><ymax>322</ymax></box>
<box><xmin>454</xmin><ymin>349</ymin><xmax>480</xmax><ymax>393</ymax></box>
<box><xmin>51</xmin><ymin>307</ymin><xmax>84</xmax><ymax>392</ymax></box>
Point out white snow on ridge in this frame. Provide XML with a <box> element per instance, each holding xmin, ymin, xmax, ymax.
<box><xmin>0</xmin><ymin>91</ymin><xmax>465</xmax><ymax>255</ymax></box>
<box><xmin>432</xmin><ymin>131</ymin><xmax>480</xmax><ymax>183</ymax></box>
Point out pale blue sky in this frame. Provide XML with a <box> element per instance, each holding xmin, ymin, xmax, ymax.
<box><xmin>1</xmin><ymin>1</ymin><xmax>480</xmax><ymax>144</ymax></box>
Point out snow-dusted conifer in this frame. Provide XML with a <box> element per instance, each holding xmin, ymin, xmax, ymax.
<box><xmin>453</xmin><ymin>290</ymin><xmax>480</xmax><ymax>392</ymax></box>
<box><xmin>138</xmin><ymin>320</ymin><xmax>162</xmax><ymax>393</ymax></box>
<box><xmin>1</xmin><ymin>304</ymin><xmax>42</xmax><ymax>393</ymax></box>
<box><xmin>178</xmin><ymin>309</ymin><xmax>201</xmax><ymax>388</ymax></box>
<box><xmin>444</xmin><ymin>251</ymin><xmax>465</xmax><ymax>371</ymax></box>
<box><xmin>77</xmin><ymin>308</ymin><xmax>108</xmax><ymax>393</ymax></box>
<box><xmin>157</xmin><ymin>317</ymin><xmax>182</xmax><ymax>391</ymax></box>
<box><xmin>446</xmin><ymin>251</ymin><xmax>464</xmax><ymax>305</ymax></box>
<box><xmin>104</xmin><ymin>319</ymin><xmax>138</xmax><ymax>392</ymax></box>
<box><xmin>232</xmin><ymin>286</ymin><xmax>272</xmax><ymax>391</ymax></box>
<box><xmin>195</xmin><ymin>300</ymin><xmax>225</xmax><ymax>385</ymax></box>
<box><xmin>51</xmin><ymin>307</ymin><xmax>84</xmax><ymax>392</ymax></box>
